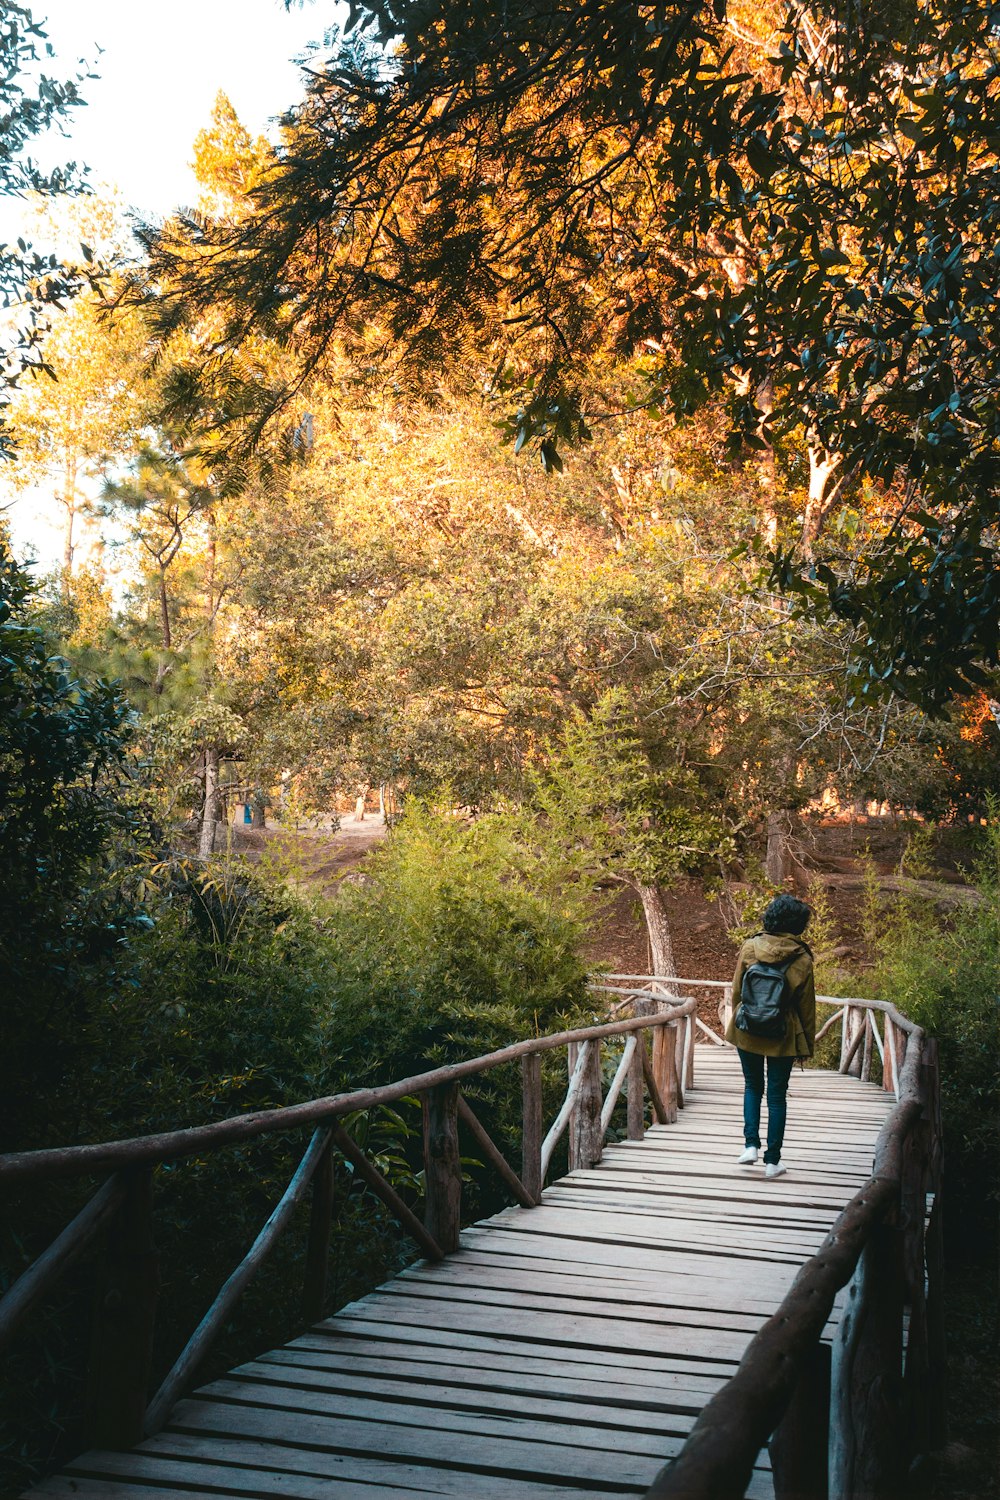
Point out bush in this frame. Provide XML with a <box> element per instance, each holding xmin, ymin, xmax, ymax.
<box><xmin>864</xmin><ymin>816</ymin><xmax>1000</xmax><ymax>1251</ymax></box>
<box><xmin>1</xmin><ymin>802</ymin><xmax>592</xmax><ymax>1494</ymax></box>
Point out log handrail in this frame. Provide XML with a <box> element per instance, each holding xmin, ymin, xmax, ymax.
<box><xmin>0</xmin><ymin>1007</ymin><xmax>694</xmax><ymax>1187</ymax></box>
<box><xmin>642</xmin><ymin>996</ymin><xmax>937</xmax><ymax>1500</ymax></box>
<box><xmin>1</xmin><ymin>994</ymin><xmax>696</xmax><ymax>1447</ymax></box>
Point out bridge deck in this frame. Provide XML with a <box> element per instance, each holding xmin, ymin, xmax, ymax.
<box><xmin>30</xmin><ymin>1053</ymin><xmax>894</xmax><ymax>1499</ymax></box>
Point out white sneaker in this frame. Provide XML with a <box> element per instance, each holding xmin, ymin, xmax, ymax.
<box><xmin>737</xmin><ymin>1147</ymin><xmax>759</xmax><ymax>1165</ymax></box>
<box><xmin>765</xmin><ymin>1162</ymin><xmax>787</xmax><ymax>1179</ymax></box>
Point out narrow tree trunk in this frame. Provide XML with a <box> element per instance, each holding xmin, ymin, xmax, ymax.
<box><xmin>199</xmin><ymin>747</ymin><xmax>220</xmax><ymax>859</ymax></box>
<box><xmin>250</xmin><ymin>791</ymin><xmax>266</xmax><ymax>829</ymax></box>
<box><xmin>765</xmin><ymin>811</ymin><xmax>792</xmax><ymax>886</ymax></box>
<box><xmin>158</xmin><ymin>570</ymin><xmax>172</xmax><ymax>651</ymax></box>
<box><xmin>61</xmin><ymin>453</ymin><xmax>79</xmax><ymax>598</ymax></box>
<box><xmin>756</xmin><ymin>375</ymin><xmax>778</xmax><ymax>548</ymax></box>
<box><xmin>205</xmin><ymin>508</ymin><xmax>216</xmax><ymax>626</ymax></box>
<box><xmin>803</xmin><ymin>443</ymin><xmax>843</xmax><ymax>557</ymax></box>
<box><xmin>355</xmin><ymin>781</ymin><xmax>370</xmax><ymax>821</ymax></box>
<box><xmin>635</xmin><ymin>883</ymin><xmax>678</xmax><ymax>981</ymax></box>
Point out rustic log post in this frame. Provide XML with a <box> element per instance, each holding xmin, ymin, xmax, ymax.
<box><xmin>683</xmin><ymin>1012</ymin><xmax>695</xmax><ymax>1091</ymax></box>
<box><xmin>521</xmin><ymin>1052</ymin><xmax>543</xmax><ymax>1202</ymax></box>
<box><xmin>87</xmin><ymin>1165</ymin><xmax>159</xmax><ymax>1449</ymax></box>
<box><xmin>651</xmin><ymin>1014</ymin><xmax>678</xmax><ymax>1123</ymax></box>
<box><xmin>769</xmin><ymin>1339</ymin><xmax>831</xmax><ymax>1500</ymax></box>
<box><xmin>665</xmin><ymin>1022</ymin><xmax>679</xmax><ymax>1121</ymax></box>
<box><xmin>848</xmin><ymin>1008</ymin><xmax>864</xmax><ymax>1078</ymax></box>
<box><xmin>839</xmin><ymin>1004</ymin><xmax>851</xmax><ymax>1069</ymax></box>
<box><xmin>627</xmin><ymin>1023</ymin><xmax>645</xmax><ymax>1140</ymax></box>
<box><xmin>840</xmin><ymin>1004</ymin><xmax>857</xmax><ymax>1072</ymax></box>
<box><xmin>569</xmin><ymin>1040</ymin><xmax>603</xmax><ymax>1170</ymax></box>
<box><xmin>302</xmin><ymin>1134</ymin><xmax>335</xmax><ymax>1323</ymax></box>
<box><xmin>830</xmin><ymin>1206</ymin><xmax>905</xmax><ymax>1500</ymax></box>
<box><xmin>673</xmin><ymin>1021</ymin><xmax>686</xmax><ymax>1109</ymax></box>
<box><xmin>922</xmin><ymin>1039</ymin><xmax>948</xmax><ymax>1450</ymax></box>
<box><xmin>860</xmin><ymin>1012</ymin><xmax>873</xmax><ymax>1084</ymax></box>
<box><xmin>881</xmin><ymin>1014</ymin><xmax>895</xmax><ymax>1093</ymax></box>
<box><xmin>422</xmin><ymin>1082</ymin><xmax>462</xmax><ymax>1254</ymax></box>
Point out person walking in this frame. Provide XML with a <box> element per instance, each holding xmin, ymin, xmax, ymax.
<box><xmin>725</xmin><ymin>894</ymin><xmax>816</xmax><ymax>1179</ymax></box>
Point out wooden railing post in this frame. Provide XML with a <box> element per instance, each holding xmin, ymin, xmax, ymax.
<box><xmin>627</xmin><ymin>1024</ymin><xmax>645</xmax><ymax>1140</ymax></box>
<box><xmin>423</xmin><ymin>1082</ymin><xmax>462</xmax><ymax>1254</ymax></box>
<box><xmin>922</xmin><ymin>1038</ymin><xmax>948</xmax><ymax>1450</ymax></box>
<box><xmin>830</xmin><ymin>1204</ymin><xmax>905</xmax><ymax>1500</ymax></box>
<box><xmin>302</xmin><ymin>1134</ymin><xmax>335</xmax><ymax>1323</ymax></box>
<box><xmin>683</xmin><ymin>1012</ymin><xmax>695</xmax><ymax>1092</ymax></box>
<box><xmin>861</xmin><ymin>1012</ymin><xmax>874</xmax><ymax>1083</ymax></box>
<box><xmin>881</xmin><ymin>1014</ymin><xmax>896</xmax><ymax>1093</ymax></box>
<box><xmin>769</xmin><ymin>1339</ymin><xmax>831</xmax><ymax>1500</ymax></box>
<box><xmin>568</xmin><ymin>1040</ymin><xmax>603</xmax><ymax>1170</ymax></box>
<box><xmin>87</xmin><ymin>1165</ymin><xmax>159</xmax><ymax>1450</ymax></box>
<box><xmin>521</xmin><ymin>1052</ymin><xmax>543</xmax><ymax>1202</ymax></box>
<box><xmin>652</xmin><ymin>1016</ymin><xmax>678</xmax><ymax>1123</ymax></box>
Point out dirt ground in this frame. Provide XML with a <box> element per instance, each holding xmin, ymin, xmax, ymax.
<box><xmin>222</xmin><ymin>812</ymin><xmax>389</xmax><ymax>896</ymax></box>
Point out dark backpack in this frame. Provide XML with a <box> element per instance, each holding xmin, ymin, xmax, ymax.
<box><xmin>735</xmin><ymin>944</ymin><xmax>806</xmax><ymax>1040</ymax></box>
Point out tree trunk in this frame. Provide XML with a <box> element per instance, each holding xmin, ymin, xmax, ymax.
<box><xmin>250</xmin><ymin>791</ymin><xmax>266</xmax><ymax>829</ymax></box>
<box><xmin>205</xmin><ymin>508</ymin><xmax>216</xmax><ymax>626</ymax></box>
<box><xmin>158</xmin><ymin>570</ymin><xmax>172</xmax><ymax>651</ymax></box>
<box><xmin>61</xmin><ymin>453</ymin><xmax>79</xmax><ymax>597</ymax></box>
<box><xmin>198</xmin><ymin>747</ymin><xmax>220</xmax><ymax>859</ymax></box>
<box><xmin>355</xmin><ymin>781</ymin><xmax>370</xmax><ymax>821</ymax></box>
<box><xmin>756</xmin><ymin>375</ymin><xmax>778</xmax><ymax>548</ymax></box>
<box><xmin>803</xmin><ymin>443</ymin><xmax>843</xmax><ymax>557</ymax></box>
<box><xmin>765</xmin><ymin>811</ymin><xmax>792</xmax><ymax>886</ymax></box>
<box><xmin>635</xmin><ymin>883</ymin><xmax>678</xmax><ymax>981</ymax></box>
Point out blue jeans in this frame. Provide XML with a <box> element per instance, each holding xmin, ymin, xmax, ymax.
<box><xmin>738</xmin><ymin>1050</ymin><xmax>794</xmax><ymax>1164</ymax></box>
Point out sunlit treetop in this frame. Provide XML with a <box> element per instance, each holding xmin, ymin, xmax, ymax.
<box><xmin>126</xmin><ymin>0</ymin><xmax>1000</xmax><ymax>708</ymax></box>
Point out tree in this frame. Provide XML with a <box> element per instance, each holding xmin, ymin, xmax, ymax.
<box><xmin>530</xmin><ymin>689</ymin><xmax>733</xmax><ymax>977</ymax></box>
<box><xmin>0</xmin><ymin>5</ymin><xmax>92</xmax><ymax>457</ymax></box>
<box><xmin>131</xmin><ymin>1</ymin><xmax>1000</xmax><ymax>706</ymax></box>
<box><xmin>0</xmin><ymin>540</ymin><xmax>148</xmax><ymax>1148</ymax></box>
<box><xmin>8</xmin><ymin>269</ymin><xmax>150</xmax><ymax>592</ymax></box>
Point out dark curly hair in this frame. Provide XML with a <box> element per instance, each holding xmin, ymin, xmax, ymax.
<box><xmin>762</xmin><ymin>894</ymin><xmax>812</xmax><ymax>935</ymax></box>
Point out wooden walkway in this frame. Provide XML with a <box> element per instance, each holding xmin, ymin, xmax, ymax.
<box><xmin>30</xmin><ymin>1052</ymin><xmax>895</xmax><ymax>1499</ymax></box>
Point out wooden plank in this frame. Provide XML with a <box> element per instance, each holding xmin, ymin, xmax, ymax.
<box><xmin>165</xmin><ymin>1397</ymin><xmax>693</xmax><ymax>1487</ymax></box>
<box><xmin>216</xmin><ymin>1361</ymin><xmax>701</xmax><ymax>1437</ymax></box>
<box><xmin>58</xmin><ymin>1432</ymin><xmax>608</xmax><ymax>1498</ymax></box>
<box><xmin>374</xmin><ymin>1278</ymin><xmax>772</xmax><ymax>1335</ymax></box>
<box><xmin>301</xmin><ymin>1319</ymin><xmax>740</xmax><ymax>1380</ymax></box>
<box><xmin>330</xmin><ymin>1292</ymin><xmax>754</xmax><ymax>1362</ymax></box>
<box><xmin>262</xmin><ymin>1345</ymin><xmax>727</xmax><ymax>1407</ymax></box>
<box><xmin>56</xmin><ymin>1451</ymin><xmax>454</xmax><ymax>1498</ymax></box>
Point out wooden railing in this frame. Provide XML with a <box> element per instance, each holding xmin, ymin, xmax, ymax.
<box><xmin>0</xmin><ymin>995</ymin><xmax>696</xmax><ymax>1453</ymax></box>
<box><xmin>640</xmin><ymin>993</ymin><xmax>945</xmax><ymax>1500</ymax></box>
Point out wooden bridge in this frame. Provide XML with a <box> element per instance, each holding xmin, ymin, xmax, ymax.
<box><xmin>1</xmin><ymin>981</ymin><xmax>944</xmax><ymax>1500</ymax></box>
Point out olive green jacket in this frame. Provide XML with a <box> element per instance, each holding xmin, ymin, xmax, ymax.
<box><xmin>725</xmin><ymin>931</ymin><xmax>816</xmax><ymax>1058</ymax></box>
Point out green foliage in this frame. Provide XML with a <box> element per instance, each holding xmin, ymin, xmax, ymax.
<box><xmin>133</xmin><ymin>0</ymin><xmax>1000</xmax><ymax>702</ymax></box>
<box><xmin>864</xmin><ymin>821</ymin><xmax>1000</xmax><ymax>1245</ymax></box>
<box><xmin>320</xmin><ymin>799</ymin><xmax>592</xmax><ymax>1077</ymax></box>
<box><xmin>0</xmin><ymin>543</ymin><xmax>152</xmax><ymax>1153</ymax></box>
<box><xmin>0</xmin><ymin>5</ymin><xmax>92</xmax><ymax>456</ymax></box>
<box><xmin>1</xmin><ymin>792</ymin><xmax>592</xmax><ymax>1493</ymax></box>
<box><xmin>530</xmin><ymin>688</ymin><xmax>734</xmax><ymax>893</ymax></box>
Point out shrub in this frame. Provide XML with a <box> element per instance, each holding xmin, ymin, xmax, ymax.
<box><xmin>864</xmin><ymin>816</ymin><xmax>1000</xmax><ymax>1252</ymax></box>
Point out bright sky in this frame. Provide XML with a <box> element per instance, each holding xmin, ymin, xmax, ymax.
<box><xmin>6</xmin><ymin>0</ymin><xmax>343</xmax><ymax>572</ymax></box>
<box><xmin>28</xmin><ymin>0</ymin><xmax>337</xmax><ymax>218</ymax></box>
